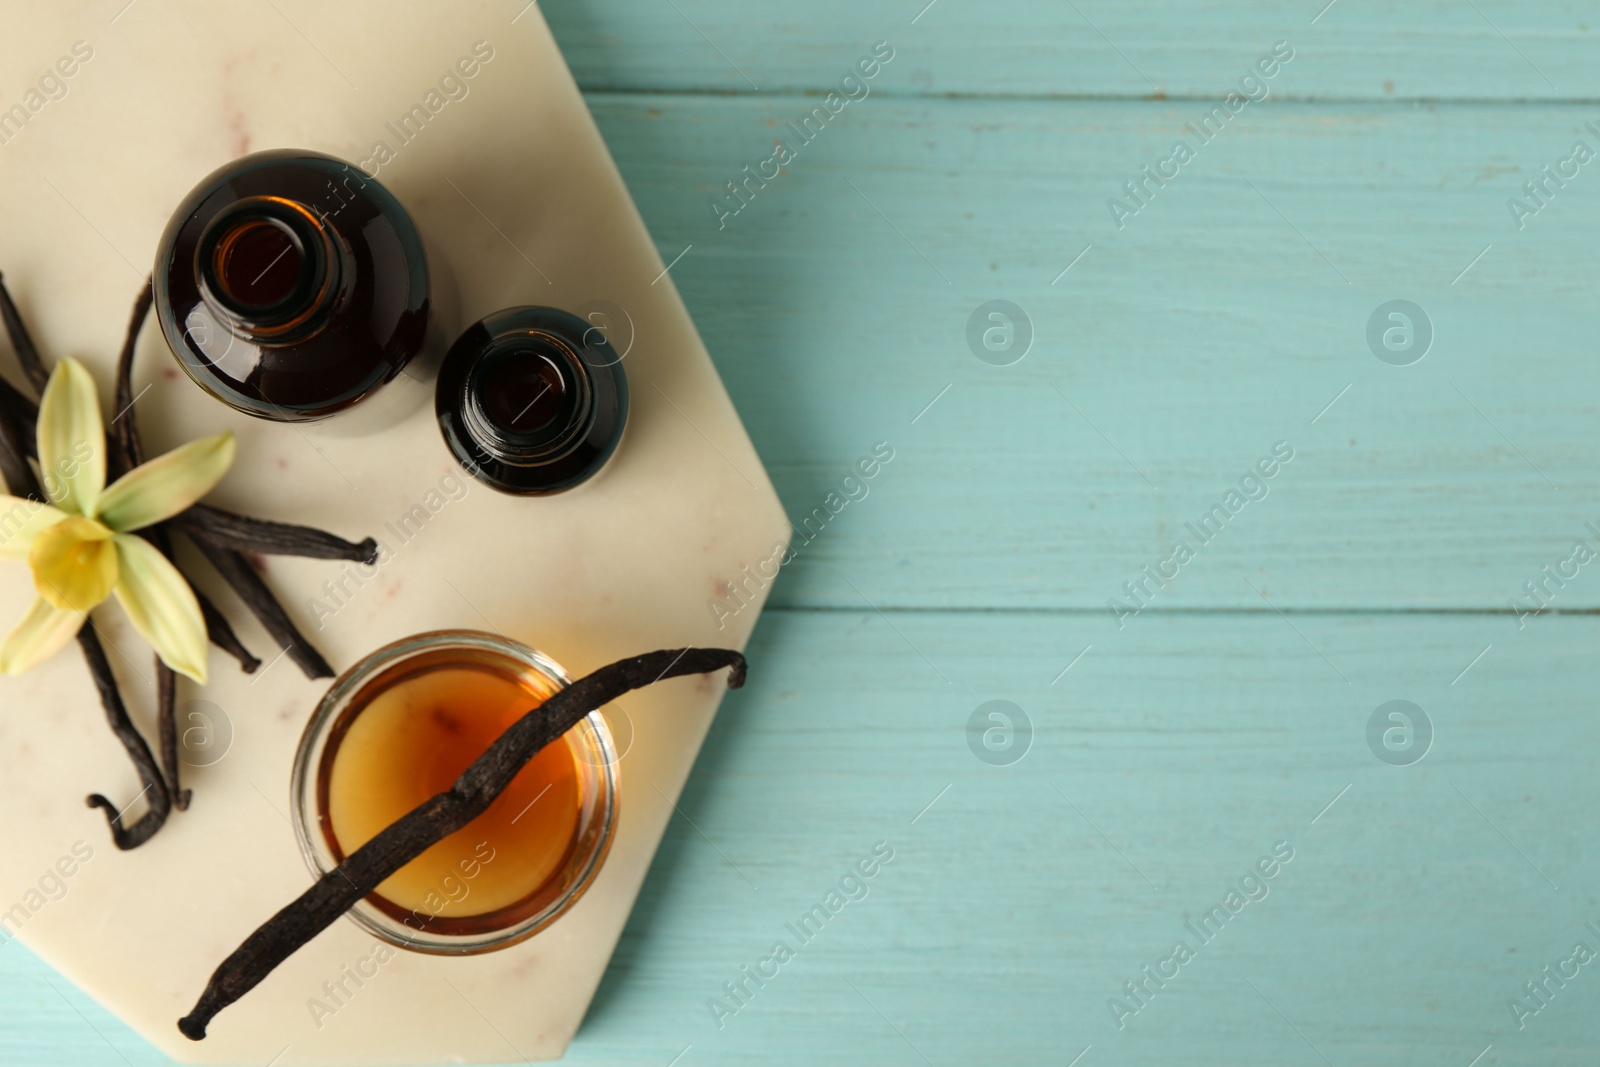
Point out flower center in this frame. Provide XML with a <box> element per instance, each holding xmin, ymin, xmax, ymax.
<box><xmin>29</xmin><ymin>515</ymin><xmax>119</xmax><ymax>612</ymax></box>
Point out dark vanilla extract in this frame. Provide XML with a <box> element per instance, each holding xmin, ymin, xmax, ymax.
<box><xmin>154</xmin><ymin>149</ymin><xmax>430</xmax><ymax>421</ymax></box>
<box><xmin>212</xmin><ymin>219</ymin><xmax>302</xmax><ymax>308</ymax></box>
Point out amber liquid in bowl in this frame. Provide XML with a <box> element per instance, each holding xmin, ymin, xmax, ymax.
<box><xmin>315</xmin><ymin>647</ymin><xmax>591</xmax><ymax>937</ymax></box>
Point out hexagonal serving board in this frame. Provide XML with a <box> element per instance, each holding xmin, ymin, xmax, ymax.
<box><xmin>0</xmin><ymin>2</ymin><xmax>788</xmax><ymax>1062</ymax></box>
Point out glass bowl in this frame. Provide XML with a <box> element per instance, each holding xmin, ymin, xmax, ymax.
<box><xmin>290</xmin><ymin>629</ymin><xmax>618</xmax><ymax>955</ymax></box>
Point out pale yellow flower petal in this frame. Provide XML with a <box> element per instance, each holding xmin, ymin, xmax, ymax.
<box><xmin>0</xmin><ymin>495</ymin><xmax>67</xmax><ymax>559</ymax></box>
<box><xmin>96</xmin><ymin>432</ymin><xmax>236</xmax><ymax>533</ymax></box>
<box><xmin>0</xmin><ymin>597</ymin><xmax>86</xmax><ymax>674</ymax></box>
<box><xmin>28</xmin><ymin>515</ymin><xmax>118</xmax><ymax>612</ymax></box>
<box><xmin>36</xmin><ymin>357</ymin><xmax>106</xmax><ymax>515</ymax></box>
<box><xmin>111</xmin><ymin>533</ymin><xmax>207</xmax><ymax>683</ymax></box>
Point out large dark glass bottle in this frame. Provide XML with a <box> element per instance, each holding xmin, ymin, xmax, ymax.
<box><xmin>436</xmin><ymin>307</ymin><xmax>629</xmax><ymax>495</ymax></box>
<box><xmin>153</xmin><ymin>150</ymin><xmax>430</xmax><ymax>422</ymax></box>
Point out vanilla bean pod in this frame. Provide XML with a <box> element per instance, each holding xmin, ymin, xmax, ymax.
<box><xmin>0</xmin><ymin>374</ymin><xmax>29</xmax><ymax>421</ymax></box>
<box><xmin>0</xmin><ymin>272</ymin><xmax>48</xmax><ymax>395</ymax></box>
<box><xmin>80</xmin><ymin>622</ymin><xmax>173</xmax><ymax>847</ymax></box>
<box><xmin>144</xmin><ymin>509</ymin><xmax>262</xmax><ymax>673</ymax></box>
<box><xmin>144</xmin><ymin>519</ymin><xmax>261</xmax><ymax>674</ymax></box>
<box><xmin>179</xmin><ymin>647</ymin><xmax>747</xmax><ymax>1040</ymax></box>
<box><xmin>141</xmin><ymin>527</ymin><xmax>194</xmax><ymax>808</ymax></box>
<box><xmin>0</xmin><ymin>382</ymin><xmax>38</xmax><ymax>503</ymax></box>
<box><xmin>0</xmin><ymin>385</ymin><xmax>172</xmax><ymax>846</ymax></box>
<box><xmin>107</xmin><ymin>282</ymin><xmax>192</xmax><ymax>811</ymax></box>
<box><xmin>185</xmin><ymin>533</ymin><xmax>334</xmax><ymax>679</ymax></box>
<box><xmin>175</xmin><ymin>506</ymin><xmax>379</xmax><ymax>564</ymax></box>
<box><xmin>110</xmin><ymin>278</ymin><xmax>154</xmax><ymax>474</ymax></box>
<box><xmin>155</xmin><ymin>661</ymin><xmax>189</xmax><ymax>810</ymax></box>
<box><xmin>197</xmin><ymin>592</ymin><xmax>261</xmax><ymax>673</ymax></box>
<box><xmin>0</xmin><ymin>377</ymin><xmax>34</xmax><ymax>442</ymax></box>
<box><xmin>106</xmin><ymin>282</ymin><xmax>190</xmax><ymax>811</ymax></box>
<box><xmin>0</xmin><ymin>385</ymin><xmax>33</xmax><ymax>494</ymax></box>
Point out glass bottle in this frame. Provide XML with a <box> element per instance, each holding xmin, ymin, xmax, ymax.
<box><xmin>153</xmin><ymin>149</ymin><xmax>430</xmax><ymax>422</ymax></box>
<box><xmin>436</xmin><ymin>306</ymin><xmax>629</xmax><ymax>495</ymax></box>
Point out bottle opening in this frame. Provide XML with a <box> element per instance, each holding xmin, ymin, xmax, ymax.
<box><xmin>481</xmin><ymin>350</ymin><xmax>569</xmax><ymax>434</ymax></box>
<box><xmin>195</xmin><ymin>196</ymin><xmax>340</xmax><ymax>337</ymax></box>
<box><xmin>462</xmin><ymin>333</ymin><xmax>593</xmax><ymax>460</ymax></box>
<box><xmin>212</xmin><ymin>219</ymin><xmax>304</xmax><ymax>311</ymax></box>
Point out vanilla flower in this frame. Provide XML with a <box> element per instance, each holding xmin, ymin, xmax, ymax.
<box><xmin>0</xmin><ymin>357</ymin><xmax>234</xmax><ymax>681</ymax></box>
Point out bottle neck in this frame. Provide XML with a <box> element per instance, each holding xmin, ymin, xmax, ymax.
<box><xmin>195</xmin><ymin>196</ymin><xmax>349</xmax><ymax>345</ymax></box>
<box><xmin>460</xmin><ymin>331</ymin><xmax>595</xmax><ymax>464</ymax></box>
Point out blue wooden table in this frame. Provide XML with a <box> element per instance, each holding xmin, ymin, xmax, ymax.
<box><xmin>9</xmin><ymin>2</ymin><xmax>1600</xmax><ymax>1063</ymax></box>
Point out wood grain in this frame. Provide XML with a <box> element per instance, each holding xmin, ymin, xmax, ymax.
<box><xmin>591</xmin><ymin>94</ymin><xmax>1600</xmax><ymax>611</ymax></box>
<box><xmin>546</xmin><ymin>0</ymin><xmax>1600</xmax><ymax>101</ymax></box>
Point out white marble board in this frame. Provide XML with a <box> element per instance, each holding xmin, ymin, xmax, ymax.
<box><xmin>0</xmin><ymin>1</ymin><xmax>788</xmax><ymax>1062</ymax></box>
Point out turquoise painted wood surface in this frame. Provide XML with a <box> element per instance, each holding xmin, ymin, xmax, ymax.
<box><xmin>6</xmin><ymin>2</ymin><xmax>1600</xmax><ymax>1065</ymax></box>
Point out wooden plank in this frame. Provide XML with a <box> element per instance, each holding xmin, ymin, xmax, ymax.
<box><xmin>589</xmin><ymin>94</ymin><xmax>1600</xmax><ymax>611</ymax></box>
<box><xmin>493</xmin><ymin>608</ymin><xmax>1600</xmax><ymax>1066</ymax></box>
<box><xmin>9</xmin><ymin>609</ymin><xmax>1590</xmax><ymax>1063</ymax></box>
<box><xmin>546</xmin><ymin>0</ymin><xmax>1600</xmax><ymax>101</ymax></box>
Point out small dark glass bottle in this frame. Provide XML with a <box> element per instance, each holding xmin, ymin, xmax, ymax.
<box><xmin>153</xmin><ymin>149</ymin><xmax>430</xmax><ymax>422</ymax></box>
<box><xmin>436</xmin><ymin>307</ymin><xmax>628</xmax><ymax>495</ymax></box>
